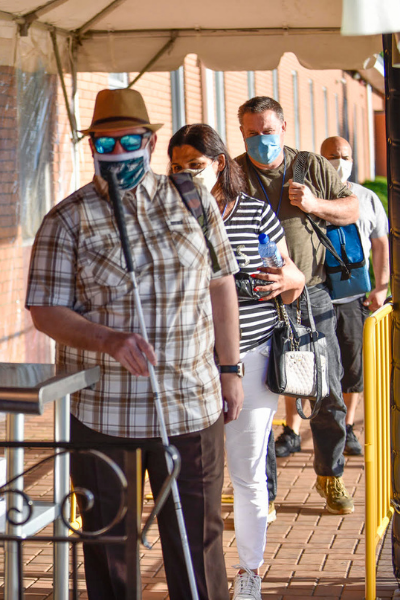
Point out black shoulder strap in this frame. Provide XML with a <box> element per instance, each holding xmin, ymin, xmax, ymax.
<box><xmin>306</xmin><ymin>216</ymin><xmax>350</xmax><ymax>277</ymax></box>
<box><xmin>292</xmin><ymin>151</ymin><xmax>350</xmax><ymax>277</ymax></box>
<box><xmin>169</xmin><ymin>172</ymin><xmax>221</xmax><ymax>273</ymax></box>
<box><xmin>292</xmin><ymin>150</ymin><xmax>311</xmax><ymax>185</ymax></box>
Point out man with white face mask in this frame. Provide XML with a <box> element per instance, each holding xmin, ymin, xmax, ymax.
<box><xmin>321</xmin><ymin>135</ymin><xmax>389</xmax><ymax>455</ymax></box>
<box><xmin>236</xmin><ymin>97</ymin><xmax>359</xmax><ymax>516</ymax></box>
<box><xmin>25</xmin><ymin>88</ymin><xmax>244</xmax><ymax>600</ymax></box>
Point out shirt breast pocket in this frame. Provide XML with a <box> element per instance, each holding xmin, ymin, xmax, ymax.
<box><xmin>79</xmin><ymin>235</ymin><xmax>129</xmax><ymax>289</ymax></box>
<box><xmin>167</xmin><ymin>218</ymin><xmax>209</xmax><ymax>270</ymax></box>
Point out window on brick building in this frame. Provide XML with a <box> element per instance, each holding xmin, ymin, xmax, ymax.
<box><xmin>272</xmin><ymin>69</ymin><xmax>279</xmax><ymax>101</ymax></box>
<box><xmin>323</xmin><ymin>87</ymin><xmax>329</xmax><ymax>138</ymax></box>
<box><xmin>202</xmin><ymin>67</ymin><xmax>216</xmax><ymax>128</ymax></box>
<box><xmin>309</xmin><ymin>79</ymin><xmax>316</xmax><ymax>152</ymax></box>
<box><xmin>335</xmin><ymin>93</ymin><xmax>340</xmax><ymax>135</ymax></box>
<box><xmin>342</xmin><ymin>80</ymin><xmax>349</xmax><ymax>140</ymax></box>
<box><xmin>214</xmin><ymin>71</ymin><xmax>226</xmax><ymax>142</ymax></box>
<box><xmin>171</xmin><ymin>67</ymin><xmax>186</xmax><ymax>133</ymax></box>
<box><xmin>352</xmin><ymin>104</ymin><xmax>359</xmax><ymax>182</ymax></box>
<box><xmin>247</xmin><ymin>71</ymin><xmax>255</xmax><ymax>98</ymax></box>
<box><xmin>108</xmin><ymin>73</ymin><xmax>128</xmax><ymax>89</ymax></box>
<box><xmin>292</xmin><ymin>71</ymin><xmax>301</xmax><ymax>150</ymax></box>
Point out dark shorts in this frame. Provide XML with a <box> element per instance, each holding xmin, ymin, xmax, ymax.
<box><xmin>334</xmin><ymin>296</ymin><xmax>370</xmax><ymax>393</ymax></box>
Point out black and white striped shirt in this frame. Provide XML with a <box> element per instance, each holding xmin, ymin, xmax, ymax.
<box><xmin>223</xmin><ymin>193</ymin><xmax>285</xmax><ymax>354</ymax></box>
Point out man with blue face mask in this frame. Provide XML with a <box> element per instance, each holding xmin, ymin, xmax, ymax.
<box><xmin>26</xmin><ymin>88</ymin><xmax>244</xmax><ymax>600</ymax></box>
<box><xmin>236</xmin><ymin>97</ymin><xmax>359</xmax><ymax>517</ymax></box>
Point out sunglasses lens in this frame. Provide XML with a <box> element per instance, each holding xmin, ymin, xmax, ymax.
<box><xmin>94</xmin><ymin>137</ymin><xmax>116</xmax><ymax>154</ymax></box>
<box><xmin>120</xmin><ymin>134</ymin><xmax>143</xmax><ymax>152</ymax></box>
<box><xmin>94</xmin><ymin>133</ymin><xmax>149</xmax><ymax>154</ymax></box>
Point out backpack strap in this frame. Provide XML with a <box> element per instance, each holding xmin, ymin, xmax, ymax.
<box><xmin>306</xmin><ymin>216</ymin><xmax>351</xmax><ymax>278</ymax></box>
<box><xmin>292</xmin><ymin>150</ymin><xmax>311</xmax><ymax>185</ymax></box>
<box><xmin>169</xmin><ymin>172</ymin><xmax>221</xmax><ymax>273</ymax></box>
<box><xmin>292</xmin><ymin>151</ymin><xmax>351</xmax><ymax>279</ymax></box>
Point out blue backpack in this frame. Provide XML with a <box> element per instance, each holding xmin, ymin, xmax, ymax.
<box><xmin>323</xmin><ymin>223</ymin><xmax>371</xmax><ymax>300</ymax></box>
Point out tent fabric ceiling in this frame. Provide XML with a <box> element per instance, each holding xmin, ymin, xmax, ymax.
<box><xmin>0</xmin><ymin>0</ymin><xmax>383</xmax><ymax>73</ymax></box>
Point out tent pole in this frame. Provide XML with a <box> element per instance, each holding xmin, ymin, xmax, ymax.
<box><xmin>383</xmin><ymin>32</ymin><xmax>400</xmax><ymax>578</ymax></box>
<box><xmin>50</xmin><ymin>29</ymin><xmax>80</xmax><ymax>145</ymax></box>
<box><xmin>75</xmin><ymin>0</ymin><xmax>128</xmax><ymax>38</ymax></box>
<box><xmin>127</xmin><ymin>31</ymin><xmax>178</xmax><ymax>88</ymax></box>
<box><xmin>70</xmin><ymin>40</ymin><xmax>80</xmax><ymax>190</ymax></box>
<box><xmin>17</xmin><ymin>0</ymin><xmax>69</xmax><ymax>36</ymax></box>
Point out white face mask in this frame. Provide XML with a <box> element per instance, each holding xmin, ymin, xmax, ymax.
<box><xmin>329</xmin><ymin>158</ymin><xmax>353</xmax><ymax>183</ymax></box>
<box><xmin>183</xmin><ymin>162</ymin><xmax>219</xmax><ymax>192</ymax></box>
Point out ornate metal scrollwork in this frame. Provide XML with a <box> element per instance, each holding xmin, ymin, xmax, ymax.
<box><xmin>61</xmin><ymin>449</ymin><xmax>128</xmax><ymax>537</ymax></box>
<box><xmin>0</xmin><ymin>489</ymin><xmax>33</xmax><ymax>527</ymax></box>
<box><xmin>0</xmin><ymin>448</ymin><xmax>128</xmax><ymax>537</ymax></box>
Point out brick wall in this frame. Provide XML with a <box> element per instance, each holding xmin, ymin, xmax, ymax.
<box><xmin>0</xmin><ymin>67</ymin><xmax>23</xmax><ymax>362</ymax></box>
<box><xmin>184</xmin><ymin>54</ymin><xmax>203</xmax><ymax>125</ymax></box>
<box><xmin>224</xmin><ymin>72</ymin><xmax>249</xmax><ymax>158</ymax></box>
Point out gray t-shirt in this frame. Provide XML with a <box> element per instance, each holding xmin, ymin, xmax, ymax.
<box><xmin>333</xmin><ymin>181</ymin><xmax>388</xmax><ymax>305</ymax></box>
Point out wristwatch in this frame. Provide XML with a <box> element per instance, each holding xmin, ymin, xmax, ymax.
<box><xmin>219</xmin><ymin>362</ymin><xmax>245</xmax><ymax>378</ymax></box>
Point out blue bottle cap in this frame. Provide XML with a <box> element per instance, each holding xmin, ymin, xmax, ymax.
<box><xmin>258</xmin><ymin>233</ymin><xmax>270</xmax><ymax>244</ymax></box>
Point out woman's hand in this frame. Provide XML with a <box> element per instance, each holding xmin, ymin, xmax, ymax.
<box><xmin>252</xmin><ymin>237</ymin><xmax>305</xmax><ymax>304</ymax></box>
<box><xmin>252</xmin><ymin>258</ymin><xmax>305</xmax><ymax>303</ymax></box>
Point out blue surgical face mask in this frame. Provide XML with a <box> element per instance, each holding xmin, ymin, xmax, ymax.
<box><xmin>246</xmin><ymin>134</ymin><xmax>282</xmax><ymax>166</ymax></box>
<box><xmin>94</xmin><ymin>146</ymin><xmax>150</xmax><ymax>191</ymax></box>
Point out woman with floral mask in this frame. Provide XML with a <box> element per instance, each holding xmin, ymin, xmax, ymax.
<box><xmin>168</xmin><ymin>124</ymin><xmax>305</xmax><ymax>600</ymax></box>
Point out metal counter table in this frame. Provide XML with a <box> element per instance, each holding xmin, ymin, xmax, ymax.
<box><xmin>0</xmin><ymin>363</ymin><xmax>100</xmax><ymax>600</ymax></box>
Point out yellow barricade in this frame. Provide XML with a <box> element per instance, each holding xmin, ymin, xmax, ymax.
<box><xmin>364</xmin><ymin>302</ymin><xmax>394</xmax><ymax>600</ymax></box>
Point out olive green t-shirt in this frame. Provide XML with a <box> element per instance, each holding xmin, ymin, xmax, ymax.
<box><xmin>236</xmin><ymin>146</ymin><xmax>353</xmax><ymax>286</ymax></box>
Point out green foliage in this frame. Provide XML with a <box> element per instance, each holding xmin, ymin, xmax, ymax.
<box><xmin>361</xmin><ymin>176</ymin><xmax>388</xmax><ymax>215</ymax></box>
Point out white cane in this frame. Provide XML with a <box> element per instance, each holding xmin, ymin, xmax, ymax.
<box><xmin>106</xmin><ymin>171</ymin><xmax>200</xmax><ymax>600</ymax></box>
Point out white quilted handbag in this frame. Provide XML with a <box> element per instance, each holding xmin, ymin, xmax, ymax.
<box><xmin>284</xmin><ymin>352</ymin><xmax>329</xmax><ymax>398</ymax></box>
<box><xmin>266</xmin><ymin>287</ymin><xmax>330</xmax><ymax>420</ymax></box>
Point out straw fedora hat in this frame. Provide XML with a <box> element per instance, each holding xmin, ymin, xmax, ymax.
<box><xmin>80</xmin><ymin>88</ymin><xmax>164</xmax><ymax>135</ymax></box>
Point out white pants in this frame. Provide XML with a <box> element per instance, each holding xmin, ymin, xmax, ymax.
<box><xmin>225</xmin><ymin>341</ymin><xmax>278</xmax><ymax>569</ymax></box>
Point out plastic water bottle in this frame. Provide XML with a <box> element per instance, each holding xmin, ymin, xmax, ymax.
<box><xmin>258</xmin><ymin>233</ymin><xmax>284</xmax><ymax>268</ymax></box>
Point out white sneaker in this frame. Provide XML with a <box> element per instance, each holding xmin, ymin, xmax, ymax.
<box><xmin>232</xmin><ymin>565</ymin><xmax>262</xmax><ymax>600</ymax></box>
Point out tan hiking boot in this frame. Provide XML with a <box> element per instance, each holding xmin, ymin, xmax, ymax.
<box><xmin>315</xmin><ymin>476</ymin><xmax>354</xmax><ymax>514</ymax></box>
<box><xmin>267</xmin><ymin>501</ymin><xmax>277</xmax><ymax>524</ymax></box>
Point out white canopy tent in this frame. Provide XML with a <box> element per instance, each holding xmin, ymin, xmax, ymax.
<box><xmin>0</xmin><ymin>0</ymin><xmax>396</xmax><ymax>76</ymax></box>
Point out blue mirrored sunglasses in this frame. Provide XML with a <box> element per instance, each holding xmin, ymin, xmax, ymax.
<box><xmin>92</xmin><ymin>132</ymin><xmax>151</xmax><ymax>154</ymax></box>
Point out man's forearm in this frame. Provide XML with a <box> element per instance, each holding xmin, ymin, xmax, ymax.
<box><xmin>29</xmin><ymin>305</ymin><xmax>157</xmax><ymax>377</ymax></box>
<box><xmin>310</xmin><ymin>194</ymin><xmax>359</xmax><ymax>225</ymax></box>
<box><xmin>30</xmin><ymin>306</ymin><xmax>114</xmax><ymax>351</ymax></box>
<box><xmin>210</xmin><ymin>275</ymin><xmax>241</xmax><ymax>364</ymax></box>
<box><xmin>371</xmin><ymin>236</ymin><xmax>390</xmax><ymax>290</ymax></box>
<box><xmin>210</xmin><ymin>275</ymin><xmax>244</xmax><ymax>424</ymax></box>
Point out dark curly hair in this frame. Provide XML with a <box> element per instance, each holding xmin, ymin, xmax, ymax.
<box><xmin>168</xmin><ymin>123</ymin><xmax>246</xmax><ymax>202</ymax></box>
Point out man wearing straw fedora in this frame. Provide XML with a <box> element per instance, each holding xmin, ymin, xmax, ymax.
<box><xmin>26</xmin><ymin>88</ymin><xmax>244</xmax><ymax>600</ymax></box>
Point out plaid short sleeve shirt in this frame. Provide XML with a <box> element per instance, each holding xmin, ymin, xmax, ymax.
<box><xmin>26</xmin><ymin>170</ymin><xmax>239</xmax><ymax>438</ymax></box>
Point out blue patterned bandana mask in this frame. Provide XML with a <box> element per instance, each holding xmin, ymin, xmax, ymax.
<box><xmin>94</xmin><ymin>146</ymin><xmax>150</xmax><ymax>191</ymax></box>
<box><xmin>246</xmin><ymin>134</ymin><xmax>282</xmax><ymax>166</ymax></box>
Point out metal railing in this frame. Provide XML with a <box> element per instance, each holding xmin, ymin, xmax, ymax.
<box><xmin>0</xmin><ymin>363</ymin><xmax>180</xmax><ymax>600</ymax></box>
<box><xmin>364</xmin><ymin>302</ymin><xmax>394</xmax><ymax>600</ymax></box>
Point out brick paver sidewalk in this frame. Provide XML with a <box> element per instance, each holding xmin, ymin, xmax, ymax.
<box><xmin>0</xmin><ymin>394</ymin><xmax>398</xmax><ymax>599</ymax></box>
